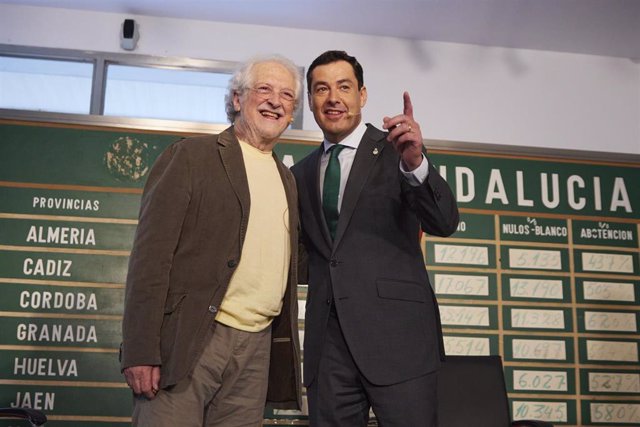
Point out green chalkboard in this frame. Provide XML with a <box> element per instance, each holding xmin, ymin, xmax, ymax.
<box><xmin>1</xmin><ymin>118</ymin><xmax>638</xmax><ymax>426</ymax></box>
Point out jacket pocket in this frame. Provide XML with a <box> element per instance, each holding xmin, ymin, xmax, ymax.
<box><xmin>160</xmin><ymin>292</ymin><xmax>187</xmax><ymax>360</ymax></box>
<box><xmin>163</xmin><ymin>292</ymin><xmax>187</xmax><ymax>314</ymax></box>
<box><xmin>377</xmin><ymin>279</ymin><xmax>427</xmax><ymax>303</ymax></box>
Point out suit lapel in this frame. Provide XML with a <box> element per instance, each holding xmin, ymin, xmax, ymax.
<box><xmin>333</xmin><ymin>125</ymin><xmax>386</xmax><ymax>247</ymax></box>
<box><xmin>273</xmin><ymin>152</ymin><xmax>298</xmax><ymax>244</ymax></box>
<box><xmin>273</xmin><ymin>151</ymin><xmax>299</xmax><ymax>284</ymax></box>
<box><xmin>218</xmin><ymin>127</ymin><xmax>250</xmax><ymax>237</ymax></box>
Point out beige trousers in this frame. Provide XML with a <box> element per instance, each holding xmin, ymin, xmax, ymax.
<box><xmin>132</xmin><ymin>322</ymin><xmax>271</xmax><ymax>427</ymax></box>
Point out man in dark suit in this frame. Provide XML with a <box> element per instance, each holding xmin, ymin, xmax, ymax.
<box><xmin>121</xmin><ymin>55</ymin><xmax>302</xmax><ymax>426</ymax></box>
<box><xmin>291</xmin><ymin>50</ymin><xmax>459</xmax><ymax>426</ymax></box>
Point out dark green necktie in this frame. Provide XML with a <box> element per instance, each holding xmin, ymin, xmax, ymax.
<box><xmin>322</xmin><ymin>144</ymin><xmax>347</xmax><ymax>240</ymax></box>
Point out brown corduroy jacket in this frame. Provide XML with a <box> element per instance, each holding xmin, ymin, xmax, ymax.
<box><xmin>121</xmin><ymin>126</ymin><xmax>301</xmax><ymax>409</ymax></box>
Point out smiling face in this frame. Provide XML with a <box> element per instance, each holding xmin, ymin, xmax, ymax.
<box><xmin>233</xmin><ymin>61</ymin><xmax>297</xmax><ymax>150</ymax></box>
<box><xmin>308</xmin><ymin>60</ymin><xmax>367</xmax><ymax>144</ymax></box>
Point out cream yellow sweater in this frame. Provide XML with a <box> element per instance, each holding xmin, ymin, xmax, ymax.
<box><xmin>216</xmin><ymin>140</ymin><xmax>290</xmax><ymax>332</ymax></box>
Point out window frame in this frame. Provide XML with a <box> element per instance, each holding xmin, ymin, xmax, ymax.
<box><xmin>0</xmin><ymin>43</ymin><xmax>304</xmax><ymax>128</ymax></box>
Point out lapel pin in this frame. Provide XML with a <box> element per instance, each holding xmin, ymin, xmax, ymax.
<box><xmin>372</xmin><ymin>147</ymin><xmax>379</xmax><ymax>155</ymax></box>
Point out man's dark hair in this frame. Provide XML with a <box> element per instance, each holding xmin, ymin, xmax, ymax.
<box><xmin>306</xmin><ymin>50</ymin><xmax>364</xmax><ymax>91</ymax></box>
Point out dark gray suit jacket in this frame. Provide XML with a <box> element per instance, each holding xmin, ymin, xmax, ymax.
<box><xmin>292</xmin><ymin>124</ymin><xmax>459</xmax><ymax>387</ymax></box>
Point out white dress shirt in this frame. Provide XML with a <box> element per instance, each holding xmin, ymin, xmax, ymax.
<box><xmin>320</xmin><ymin>122</ymin><xmax>429</xmax><ymax>212</ymax></box>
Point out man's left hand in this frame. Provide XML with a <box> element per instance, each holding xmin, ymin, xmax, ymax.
<box><xmin>382</xmin><ymin>91</ymin><xmax>424</xmax><ymax>171</ymax></box>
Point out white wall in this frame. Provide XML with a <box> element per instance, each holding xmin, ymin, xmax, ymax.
<box><xmin>1</xmin><ymin>4</ymin><xmax>639</xmax><ymax>155</ymax></box>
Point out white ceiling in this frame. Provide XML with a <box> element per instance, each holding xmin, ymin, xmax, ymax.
<box><xmin>3</xmin><ymin>0</ymin><xmax>640</xmax><ymax>59</ymax></box>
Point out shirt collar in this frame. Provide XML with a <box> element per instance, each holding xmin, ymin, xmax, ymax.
<box><xmin>322</xmin><ymin>122</ymin><xmax>367</xmax><ymax>154</ymax></box>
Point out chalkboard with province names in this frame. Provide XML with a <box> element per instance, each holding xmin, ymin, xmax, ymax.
<box><xmin>0</xmin><ymin>118</ymin><xmax>638</xmax><ymax>427</ymax></box>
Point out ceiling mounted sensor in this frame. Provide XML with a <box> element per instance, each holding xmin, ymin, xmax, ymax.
<box><xmin>120</xmin><ymin>19</ymin><xmax>139</xmax><ymax>51</ymax></box>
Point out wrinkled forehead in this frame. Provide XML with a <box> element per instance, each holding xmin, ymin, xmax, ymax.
<box><xmin>248</xmin><ymin>61</ymin><xmax>296</xmax><ymax>89</ymax></box>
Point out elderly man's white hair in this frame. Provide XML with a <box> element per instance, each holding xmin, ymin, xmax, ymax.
<box><xmin>225</xmin><ymin>55</ymin><xmax>302</xmax><ymax>123</ymax></box>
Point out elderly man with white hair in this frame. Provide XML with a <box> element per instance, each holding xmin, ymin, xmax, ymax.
<box><xmin>121</xmin><ymin>55</ymin><xmax>302</xmax><ymax>426</ymax></box>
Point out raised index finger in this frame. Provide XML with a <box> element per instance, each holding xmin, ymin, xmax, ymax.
<box><xmin>403</xmin><ymin>91</ymin><xmax>414</xmax><ymax>119</ymax></box>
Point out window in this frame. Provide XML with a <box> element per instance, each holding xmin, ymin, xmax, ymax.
<box><xmin>0</xmin><ymin>56</ymin><xmax>93</xmax><ymax>114</ymax></box>
<box><xmin>104</xmin><ymin>64</ymin><xmax>231</xmax><ymax>123</ymax></box>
